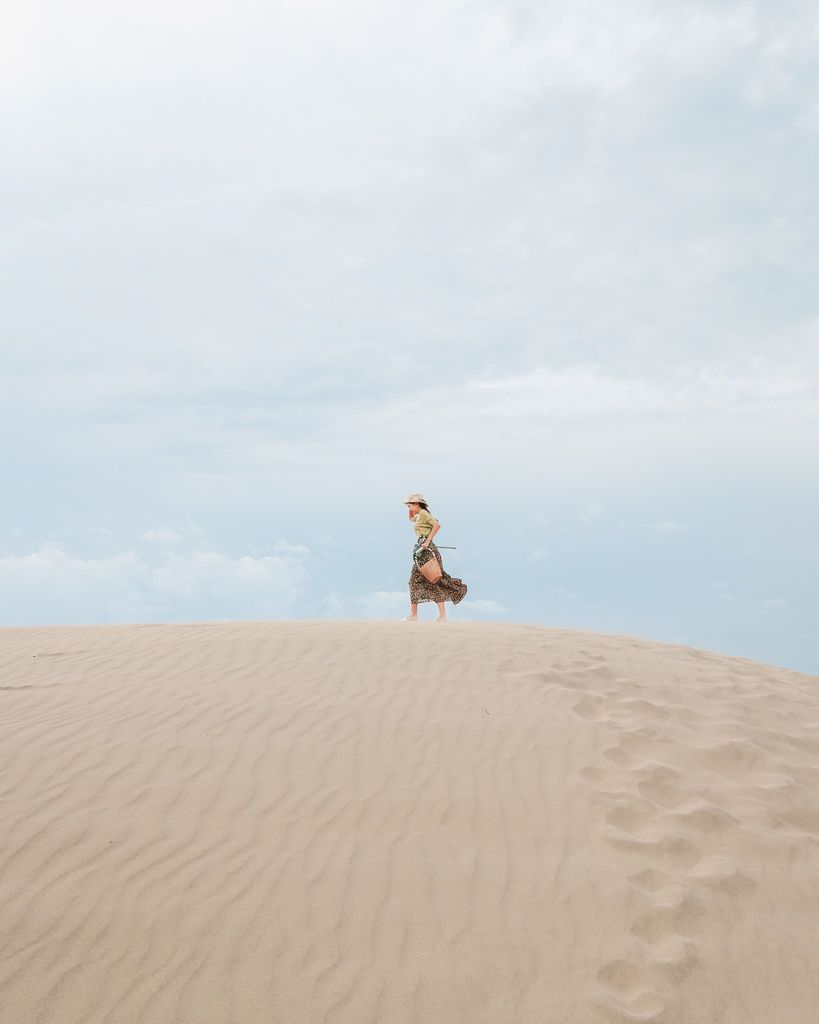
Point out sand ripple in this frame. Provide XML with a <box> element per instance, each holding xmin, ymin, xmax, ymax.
<box><xmin>0</xmin><ymin>622</ymin><xmax>817</xmax><ymax>1023</ymax></box>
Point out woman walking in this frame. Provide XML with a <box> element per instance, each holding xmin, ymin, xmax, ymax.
<box><xmin>403</xmin><ymin>493</ymin><xmax>467</xmax><ymax>621</ymax></box>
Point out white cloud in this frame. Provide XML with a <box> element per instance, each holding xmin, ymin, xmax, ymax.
<box><xmin>463</xmin><ymin>362</ymin><xmax>817</xmax><ymax>421</ymax></box>
<box><xmin>150</xmin><ymin>551</ymin><xmax>308</xmax><ymax>614</ymax></box>
<box><xmin>357</xmin><ymin>590</ymin><xmax>409</xmax><ymax>618</ymax></box>
<box><xmin>580</xmin><ymin>500</ymin><xmax>604</xmax><ymax>523</ymax></box>
<box><xmin>272</xmin><ymin>541</ymin><xmax>311</xmax><ymax>558</ymax></box>
<box><xmin>0</xmin><ymin>542</ymin><xmax>309</xmax><ymax>625</ymax></box>
<box><xmin>142</xmin><ymin>527</ymin><xmax>181</xmax><ymax>545</ymax></box>
<box><xmin>457</xmin><ymin>599</ymin><xmax>506</xmax><ymax>618</ymax></box>
<box><xmin>0</xmin><ymin>545</ymin><xmax>147</xmax><ymax>623</ymax></box>
<box><xmin>321</xmin><ymin>590</ymin><xmax>407</xmax><ymax>619</ymax></box>
<box><xmin>319</xmin><ymin>591</ymin><xmax>505</xmax><ymax>621</ymax></box>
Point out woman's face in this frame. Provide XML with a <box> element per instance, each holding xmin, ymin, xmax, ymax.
<box><xmin>406</xmin><ymin>502</ymin><xmax>420</xmax><ymax>515</ymax></box>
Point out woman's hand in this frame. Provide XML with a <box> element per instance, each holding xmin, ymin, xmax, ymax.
<box><xmin>421</xmin><ymin>540</ymin><xmax>430</xmax><ymax>549</ymax></box>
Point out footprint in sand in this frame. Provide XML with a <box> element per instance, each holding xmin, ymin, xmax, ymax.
<box><xmin>670</xmin><ymin>803</ymin><xmax>740</xmax><ymax>836</ymax></box>
<box><xmin>603</xmin><ymin>745</ymin><xmax>637</xmax><ymax>768</ymax></box>
<box><xmin>636</xmin><ymin>765</ymin><xmax>689</xmax><ymax>809</ymax></box>
<box><xmin>596</xmin><ymin>959</ymin><xmax>666</xmax><ymax>1021</ymax></box>
<box><xmin>688</xmin><ymin>855</ymin><xmax>757</xmax><ymax>896</ymax></box>
<box><xmin>602</xmin><ymin>825</ymin><xmax>704</xmax><ymax>868</ymax></box>
<box><xmin>629</xmin><ymin>867</ymin><xmax>683</xmax><ymax>900</ymax></box>
<box><xmin>647</xmin><ymin>935</ymin><xmax>700</xmax><ymax>983</ymax></box>
<box><xmin>629</xmin><ymin>891</ymin><xmax>705</xmax><ymax>945</ymax></box>
<box><xmin>605</xmin><ymin>802</ymin><xmax>657</xmax><ymax>834</ymax></box>
<box><xmin>572</xmin><ymin>694</ymin><xmax>609</xmax><ymax>721</ymax></box>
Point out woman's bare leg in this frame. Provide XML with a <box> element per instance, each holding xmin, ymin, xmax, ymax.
<box><xmin>405</xmin><ymin>601</ymin><xmax>418</xmax><ymax>620</ymax></box>
<box><xmin>435</xmin><ymin>602</ymin><xmax>447</xmax><ymax>621</ymax></box>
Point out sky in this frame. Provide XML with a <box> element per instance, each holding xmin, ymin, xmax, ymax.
<box><xmin>2</xmin><ymin>0</ymin><xmax>818</xmax><ymax>672</ymax></box>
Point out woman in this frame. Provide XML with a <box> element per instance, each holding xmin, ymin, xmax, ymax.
<box><xmin>403</xmin><ymin>492</ymin><xmax>468</xmax><ymax>621</ymax></box>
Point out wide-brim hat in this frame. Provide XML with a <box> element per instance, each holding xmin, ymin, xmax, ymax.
<box><xmin>404</xmin><ymin>492</ymin><xmax>426</xmax><ymax>504</ymax></box>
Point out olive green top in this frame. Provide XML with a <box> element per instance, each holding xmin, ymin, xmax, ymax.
<box><xmin>412</xmin><ymin>509</ymin><xmax>439</xmax><ymax>539</ymax></box>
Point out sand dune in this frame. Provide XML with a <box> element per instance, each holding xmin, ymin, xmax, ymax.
<box><xmin>1</xmin><ymin>621</ymin><xmax>817</xmax><ymax>1023</ymax></box>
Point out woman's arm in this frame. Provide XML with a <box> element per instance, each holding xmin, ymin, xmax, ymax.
<box><xmin>422</xmin><ymin>520</ymin><xmax>441</xmax><ymax>548</ymax></box>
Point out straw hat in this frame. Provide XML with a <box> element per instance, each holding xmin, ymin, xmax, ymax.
<box><xmin>404</xmin><ymin>492</ymin><xmax>426</xmax><ymax>504</ymax></box>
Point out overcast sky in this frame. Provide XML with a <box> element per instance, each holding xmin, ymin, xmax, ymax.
<box><xmin>2</xmin><ymin>0</ymin><xmax>818</xmax><ymax>672</ymax></box>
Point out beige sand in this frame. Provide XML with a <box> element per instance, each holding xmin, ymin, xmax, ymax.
<box><xmin>1</xmin><ymin>621</ymin><xmax>818</xmax><ymax>1023</ymax></box>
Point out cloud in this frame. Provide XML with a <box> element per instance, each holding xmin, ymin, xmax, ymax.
<box><xmin>0</xmin><ymin>545</ymin><xmax>145</xmax><ymax>621</ymax></box>
<box><xmin>150</xmin><ymin>551</ymin><xmax>309</xmax><ymax>618</ymax></box>
<box><xmin>5</xmin><ymin>2</ymin><xmax>819</xmax><ymax>399</ymax></box>
<box><xmin>321</xmin><ymin>590</ymin><xmax>416</xmax><ymax>619</ymax></box>
<box><xmin>330</xmin><ymin>590</ymin><xmax>409</xmax><ymax>619</ymax></box>
<box><xmin>4</xmin><ymin>0</ymin><xmax>818</xmax><ymax>510</ymax></box>
<box><xmin>580</xmin><ymin>501</ymin><xmax>604</xmax><ymax>523</ymax></box>
<box><xmin>320</xmin><ymin>591</ymin><xmax>505</xmax><ymax>621</ymax></box>
<box><xmin>456</xmin><ymin>599</ymin><xmax>506</xmax><ymax>620</ymax></box>
<box><xmin>0</xmin><ymin>542</ymin><xmax>310</xmax><ymax>625</ymax></box>
<box><xmin>141</xmin><ymin>527</ymin><xmax>181</xmax><ymax>545</ymax></box>
<box><xmin>463</xmin><ymin>363</ymin><xmax>818</xmax><ymax>421</ymax></box>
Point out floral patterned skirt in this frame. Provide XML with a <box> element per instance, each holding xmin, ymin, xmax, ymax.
<box><xmin>409</xmin><ymin>539</ymin><xmax>468</xmax><ymax>605</ymax></box>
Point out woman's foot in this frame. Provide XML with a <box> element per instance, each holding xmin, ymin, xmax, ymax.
<box><xmin>401</xmin><ymin>615</ymin><xmax>418</xmax><ymax>621</ymax></box>
<box><xmin>434</xmin><ymin>616</ymin><xmax>447</xmax><ymax>622</ymax></box>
